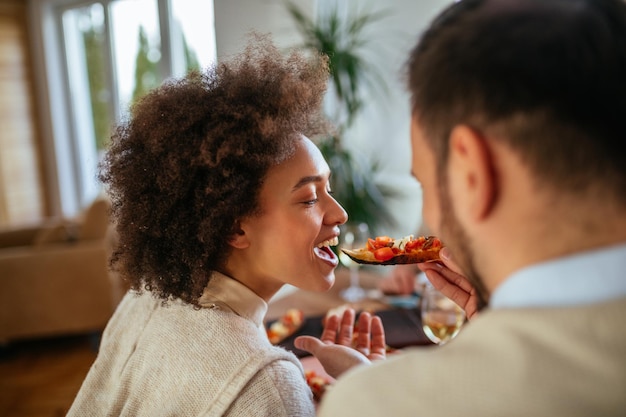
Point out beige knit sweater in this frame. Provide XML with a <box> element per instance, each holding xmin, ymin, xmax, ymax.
<box><xmin>67</xmin><ymin>289</ymin><xmax>315</xmax><ymax>416</ymax></box>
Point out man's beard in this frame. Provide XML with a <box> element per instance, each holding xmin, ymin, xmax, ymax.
<box><xmin>438</xmin><ymin>182</ymin><xmax>490</xmax><ymax>310</ymax></box>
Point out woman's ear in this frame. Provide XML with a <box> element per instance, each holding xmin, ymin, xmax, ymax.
<box><xmin>228</xmin><ymin>224</ymin><xmax>250</xmax><ymax>249</ymax></box>
<box><xmin>448</xmin><ymin>125</ymin><xmax>497</xmax><ymax>222</ymax></box>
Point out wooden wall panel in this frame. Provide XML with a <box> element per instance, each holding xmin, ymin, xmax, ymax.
<box><xmin>0</xmin><ymin>0</ymin><xmax>45</xmax><ymax>228</ymax></box>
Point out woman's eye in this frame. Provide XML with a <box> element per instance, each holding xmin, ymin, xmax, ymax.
<box><xmin>303</xmin><ymin>198</ymin><xmax>318</xmax><ymax>206</ymax></box>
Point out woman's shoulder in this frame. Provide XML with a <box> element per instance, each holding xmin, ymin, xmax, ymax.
<box><xmin>230</xmin><ymin>354</ymin><xmax>314</xmax><ymax>417</ymax></box>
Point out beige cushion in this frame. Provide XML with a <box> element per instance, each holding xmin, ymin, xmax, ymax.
<box><xmin>32</xmin><ymin>221</ymin><xmax>77</xmax><ymax>246</ymax></box>
<box><xmin>80</xmin><ymin>198</ymin><xmax>110</xmax><ymax>240</ymax></box>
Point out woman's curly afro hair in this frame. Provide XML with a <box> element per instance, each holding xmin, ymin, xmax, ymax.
<box><xmin>99</xmin><ymin>34</ymin><xmax>330</xmax><ymax>305</ymax></box>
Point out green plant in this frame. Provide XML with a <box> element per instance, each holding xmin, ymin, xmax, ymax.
<box><xmin>286</xmin><ymin>1</ymin><xmax>395</xmax><ymax>234</ymax></box>
<box><xmin>286</xmin><ymin>1</ymin><xmax>388</xmax><ymax>128</ymax></box>
<box><xmin>318</xmin><ymin>137</ymin><xmax>394</xmax><ymax>232</ymax></box>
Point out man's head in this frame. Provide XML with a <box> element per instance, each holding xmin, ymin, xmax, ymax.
<box><xmin>407</xmin><ymin>0</ymin><xmax>626</xmax><ymax>303</ymax></box>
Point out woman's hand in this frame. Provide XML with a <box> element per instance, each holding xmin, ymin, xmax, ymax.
<box><xmin>294</xmin><ymin>308</ymin><xmax>386</xmax><ymax>379</ymax></box>
<box><xmin>418</xmin><ymin>247</ymin><xmax>480</xmax><ymax>320</ymax></box>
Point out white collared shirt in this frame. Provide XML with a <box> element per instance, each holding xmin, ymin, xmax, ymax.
<box><xmin>490</xmin><ymin>242</ymin><xmax>626</xmax><ymax>309</ymax></box>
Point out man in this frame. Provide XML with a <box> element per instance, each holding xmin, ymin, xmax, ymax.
<box><xmin>295</xmin><ymin>0</ymin><xmax>626</xmax><ymax>415</ymax></box>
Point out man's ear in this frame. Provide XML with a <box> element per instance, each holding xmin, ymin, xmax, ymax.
<box><xmin>228</xmin><ymin>224</ymin><xmax>250</xmax><ymax>249</ymax></box>
<box><xmin>448</xmin><ymin>125</ymin><xmax>497</xmax><ymax>221</ymax></box>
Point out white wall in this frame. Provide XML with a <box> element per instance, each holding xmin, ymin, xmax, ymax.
<box><xmin>213</xmin><ymin>0</ymin><xmax>454</xmax><ymax>238</ymax></box>
<box><xmin>344</xmin><ymin>0</ymin><xmax>452</xmax><ymax>238</ymax></box>
<box><xmin>214</xmin><ymin>0</ymin><xmax>316</xmax><ymax>58</ymax></box>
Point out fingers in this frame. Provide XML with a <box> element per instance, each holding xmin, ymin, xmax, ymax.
<box><xmin>438</xmin><ymin>261</ymin><xmax>474</xmax><ymax>293</ymax></box>
<box><xmin>369</xmin><ymin>316</ymin><xmax>386</xmax><ymax>360</ymax></box>
<box><xmin>423</xmin><ymin>268</ymin><xmax>471</xmax><ymax>306</ymax></box>
<box><xmin>294</xmin><ymin>335</ymin><xmax>325</xmax><ymax>355</ymax></box>
<box><xmin>354</xmin><ymin>311</ymin><xmax>372</xmax><ymax>356</ymax></box>
<box><xmin>353</xmin><ymin>312</ymin><xmax>386</xmax><ymax>361</ymax></box>
<box><xmin>419</xmin><ymin>259</ymin><xmax>472</xmax><ymax>293</ymax></box>
<box><xmin>320</xmin><ymin>308</ymin><xmax>356</xmax><ymax>346</ymax></box>
<box><xmin>312</xmin><ymin>308</ymin><xmax>387</xmax><ymax>363</ymax></box>
<box><xmin>337</xmin><ymin>308</ymin><xmax>356</xmax><ymax>346</ymax></box>
<box><xmin>319</xmin><ymin>313</ymin><xmax>341</xmax><ymax>344</ymax></box>
<box><xmin>419</xmin><ymin>261</ymin><xmax>480</xmax><ymax>321</ymax></box>
<box><xmin>439</xmin><ymin>246</ymin><xmax>465</xmax><ymax>275</ymax></box>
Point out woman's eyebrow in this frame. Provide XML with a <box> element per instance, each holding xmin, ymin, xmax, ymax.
<box><xmin>291</xmin><ymin>175</ymin><xmax>323</xmax><ymax>192</ymax></box>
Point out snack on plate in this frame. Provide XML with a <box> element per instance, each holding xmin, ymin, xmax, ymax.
<box><xmin>341</xmin><ymin>235</ymin><xmax>442</xmax><ymax>265</ymax></box>
<box><xmin>305</xmin><ymin>370</ymin><xmax>332</xmax><ymax>401</ymax></box>
<box><xmin>266</xmin><ymin>308</ymin><xmax>305</xmax><ymax>344</ymax></box>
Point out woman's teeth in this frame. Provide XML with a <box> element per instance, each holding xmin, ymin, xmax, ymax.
<box><xmin>316</xmin><ymin>237</ymin><xmax>339</xmax><ymax>248</ymax></box>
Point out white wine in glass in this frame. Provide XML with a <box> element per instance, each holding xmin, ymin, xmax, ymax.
<box><xmin>338</xmin><ymin>222</ymin><xmax>369</xmax><ymax>302</ymax></box>
<box><xmin>420</xmin><ymin>283</ymin><xmax>466</xmax><ymax>345</ymax></box>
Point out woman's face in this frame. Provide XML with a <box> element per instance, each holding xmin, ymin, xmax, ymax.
<box><xmin>230</xmin><ymin>135</ymin><xmax>348</xmax><ymax>300</ymax></box>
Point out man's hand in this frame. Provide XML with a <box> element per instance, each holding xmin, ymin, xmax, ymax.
<box><xmin>294</xmin><ymin>308</ymin><xmax>386</xmax><ymax>379</ymax></box>
<box><xmin>418</xmin><ymin>247</ymin><xmax>480</xmax><ymax>320</ymax></box>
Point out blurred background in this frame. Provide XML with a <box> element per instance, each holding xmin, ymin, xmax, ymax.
<box><xmin>1</xmin><ymin>0</ymin><xmax>454</xmax><ymax>237</ymax></box>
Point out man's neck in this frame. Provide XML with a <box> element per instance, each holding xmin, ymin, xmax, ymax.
<box><xmin>476</xmin><ymin>196</ymin><xmax>626</xmax><ymax>296</ymax></box>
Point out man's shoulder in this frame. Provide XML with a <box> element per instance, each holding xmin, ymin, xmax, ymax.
<box><xmin>319</xmin><ymin>299</ymin><xmax>626</xmax><ymax>417</ymax></box>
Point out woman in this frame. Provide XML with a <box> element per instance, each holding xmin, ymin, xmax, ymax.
<box><xmin>68</xmin><ymin>34</ymin><xmax>348</xmax><ymax>416</ymax></box>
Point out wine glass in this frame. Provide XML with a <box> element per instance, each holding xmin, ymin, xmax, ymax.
<box><xmin>338</xmin><ymin>222</ymin><xmax>370</xmax><ymax>302</ymax></box>
<box><xmin>420</xmin><ymin>283</ymin><xmax>466</xmax><ymax>345</ymax></box>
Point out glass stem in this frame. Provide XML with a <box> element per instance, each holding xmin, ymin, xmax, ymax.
<box><xmin>349</xmin><ymin>265</ymin><xmax>360</xmax><ymax>288</ymax></box>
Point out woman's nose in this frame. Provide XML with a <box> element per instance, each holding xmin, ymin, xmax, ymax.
<box><xmin>327</xmin><ymin>196</ymin><xmax>348</xmax><ymax>226</ymax></box>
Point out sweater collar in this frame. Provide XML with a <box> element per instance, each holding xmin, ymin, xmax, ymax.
<box><xmin>198</xmin><ymin>271</ymin><xmax>268</xmax><ymax>327</ymax></box>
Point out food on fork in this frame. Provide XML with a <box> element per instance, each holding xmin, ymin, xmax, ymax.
<box><xmin>341</xmin><ymin>235</ymin><xmax>442</xmax><ymax>265</ymax></box>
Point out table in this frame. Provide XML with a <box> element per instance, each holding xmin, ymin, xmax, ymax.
<box><xmin>266</xmin><ymin>267</ymin><xmax>433</xmax><ymax>358</ymax></box>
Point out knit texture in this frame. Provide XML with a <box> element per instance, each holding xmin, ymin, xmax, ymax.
<box><xmin>68</xmin><ymin>291</ymin><xmax>315</xmax><ymax>416</ymax></box>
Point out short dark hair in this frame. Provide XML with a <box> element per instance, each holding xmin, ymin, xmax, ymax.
<box><xmin>99</xmin><ymin>34</ymin><xmax>329</xmax><ymax>305</ymax></box>
<box><xmin>407</xmin><ymin>0</ymin><xmax>626</xmax><ymax>204</ymax></box>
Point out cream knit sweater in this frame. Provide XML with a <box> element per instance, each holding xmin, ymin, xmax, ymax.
<box><xmin>68</xmin><ymin>287</ymin><xmax>315</xmax><ymax>416</ymax></box>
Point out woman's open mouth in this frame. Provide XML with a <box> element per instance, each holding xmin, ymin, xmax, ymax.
<box><xmin>314</xmin><ymin>236</ymin><xmax>339</xmax><ymax>267</ymax></box>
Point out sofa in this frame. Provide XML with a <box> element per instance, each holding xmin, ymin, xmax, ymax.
<box><xmin>0</xmin><ymin>197</ymin><xmax>126</xmax><ymax>344</ymax></box>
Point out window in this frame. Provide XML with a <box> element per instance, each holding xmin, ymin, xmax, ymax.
<box><xmin>29</xmin><ymin>0</ymin><xmax>216</xmax><ymax>216</ymax></box>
